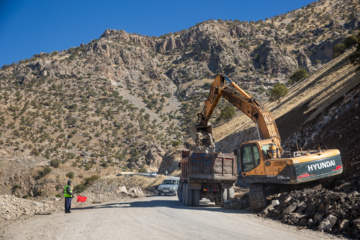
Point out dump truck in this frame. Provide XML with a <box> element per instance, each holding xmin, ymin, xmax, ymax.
<box><xmin>178</xmin><ymin>150</ymin><xmax>237</xmax><ymax>206</ymax></box>
<box><xmin>191</xmin><ymin>75</ymin><xmax>343</xmax><ymax>211</ymax></box>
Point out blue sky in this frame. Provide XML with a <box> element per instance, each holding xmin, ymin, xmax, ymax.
<box><xmin>0</xmin><ymin>0</ymin><xmax>315</xmax><ymax>67</ymax></box>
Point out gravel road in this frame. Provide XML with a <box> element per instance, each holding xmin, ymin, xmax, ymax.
<box><xmin>1</xmin><ymin>196</ymin><xmax>338</xmax><ymax>240</ymax></box>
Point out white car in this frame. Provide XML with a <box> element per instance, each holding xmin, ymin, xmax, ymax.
<box><xmin>157</xmin><ymin>179</ymin><xmax>179</xmax><ymax>196</ymax></box>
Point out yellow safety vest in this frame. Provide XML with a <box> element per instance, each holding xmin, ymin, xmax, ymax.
<box><xmin>64</xmin><ymin>185</ymin><xmax>73</xmax><ymax>198</ymax></box>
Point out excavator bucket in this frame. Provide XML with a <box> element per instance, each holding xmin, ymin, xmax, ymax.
<box><xmin>190</xmin><ymin>123</ymin><xmax>215</xmax><ymax>148</ymax></box>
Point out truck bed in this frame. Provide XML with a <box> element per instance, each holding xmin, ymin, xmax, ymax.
<box><xmin>181</xmin><ymin>151</ymin><xmax>237</xmax><ymax>183</ymax></box>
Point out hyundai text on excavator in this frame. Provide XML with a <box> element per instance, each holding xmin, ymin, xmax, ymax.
<box><xmin>187</xmin><ymin>74</ymin><xmax>343</xmax><ymax>211</ymax></box>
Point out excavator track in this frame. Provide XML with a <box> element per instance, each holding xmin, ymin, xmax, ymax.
<box><xmin>249</xmin><ymin>183</ymin><xmax>266</xmax><ymax>212</ymax></box>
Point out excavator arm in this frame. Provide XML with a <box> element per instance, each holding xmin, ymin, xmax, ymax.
<box><xmin>191</xmin><ymin>74</ymin><xmax>283</xmax><ymax>153</ymax></box>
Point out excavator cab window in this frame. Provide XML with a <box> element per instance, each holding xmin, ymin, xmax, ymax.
<box><xmin>262</xmin><ymin>144</ymin><xmax>271</xmax><ymax>158</ymax></box>
<box><xmin>241</xmin><ymin>144</ymin><xmax>261</xmax><ymax>172</ymax></box>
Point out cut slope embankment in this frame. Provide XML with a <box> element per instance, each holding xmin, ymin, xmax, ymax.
<box><xmin>214</xmin><ymin>48</ymin><xmax>360</xmax><ymax>154</ymax></box>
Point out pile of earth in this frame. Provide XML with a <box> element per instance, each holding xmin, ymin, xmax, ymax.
<box><xmin>224</xmin><ymin>178</ymin><xmax>360</xmax><ymax>239</ymax></box>
<box><xmin>0</xmin><ymin>194</ymin><xmax>62</xmax><ymax>222</ymax></box>
<box><xmin>0</xmin><ymin>175</ymin><xmax>165</xmax><ymax>223</ymax></box>
<box><xmin>261</xmin><ymin>186</ymin><xmax>360</xmax><ymax>239</ymax></box>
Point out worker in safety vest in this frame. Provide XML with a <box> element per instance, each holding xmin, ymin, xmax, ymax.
<box><xmin>64</xmin><ymin>180</ymin><xmax>74</xmax><ymax>213</ymax></box>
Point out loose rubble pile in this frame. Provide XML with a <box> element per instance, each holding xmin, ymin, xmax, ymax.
<box><xmin>224</xmin><ymin>183</ymin><xmax>360</xmax><ymax>239</ymax></box>
<box><xmin>0</xmin><ymin>185</ymin><xmax>145</xmax><ymax>223</ymax></box>
<box><xmin>223</xmin><ymin>190</ymin><xmax>250</xmax><ymax>210</ymax></box>
<box><xmin>262</xmin><ymin>188</ymin><xmax>360</xmax><ymax>239</ymax></box>
<box><xmin>0</xmin><ymin>195</ymin><xmax>62</xmax><ymax>221</ymax></box>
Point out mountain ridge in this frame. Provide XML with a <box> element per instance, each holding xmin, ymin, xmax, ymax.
<box><xmin>0</xmin><ymin>0</ymin><xmax>359</xmax><ymax>197</ymax></box>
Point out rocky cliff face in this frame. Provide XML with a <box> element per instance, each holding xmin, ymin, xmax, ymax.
<box><xmin>0</xmin><ymin>0</ymin><xmax>359</xmax><ymax>194</ymax></box>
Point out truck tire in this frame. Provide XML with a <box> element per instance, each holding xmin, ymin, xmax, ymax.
<box><xmin>178</xmin><ymin>185</ymin><xmax>182</xmax><ymax>202</ymax></box>
<box><xmin>186</xmin><ymin>184</ymin><xmax>193</xmax><ymax>206</ymax></box>
<box><xmin>221</xmin><ymin>188</ymin><xmax>228</xmax><ymax>207</ymax></box>
<box><xmin>193</xmin><ymin>190</ymin><xmax>200</xmax><ymax>206</ymax></box>
<box><xmin>249</xmin><ymin>183</ymin><xmax>266</xmax><ymax>212</ymax></box>
<box><xmin>182</xmin><ymin>183</ymin><xmax>187</xmax><ymax>205</ymax></box>
<box><xmin>215</xmin><ymin>193</ymin><xmax>221</xmax><ymax>205</ymax></box>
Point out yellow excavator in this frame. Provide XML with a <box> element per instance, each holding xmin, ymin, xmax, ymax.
<box><xmin>191</xmin><ymin>75</ymin><xmax>343</xmax><ymax>211</ymax></box>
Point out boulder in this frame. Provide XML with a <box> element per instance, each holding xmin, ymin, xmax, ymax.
<box><xmin>353</xmin><ymin>218</ymin><xmax>360</xmax><ymax>231</ymax></box>
<box><xmin>145</xmin><ymin>146</ymin><xmax>165</xmax><ymax>170</ymax></box>
<box><xmin>118</xmin><ymin>186</ymin><xmax>128</xmax><ymax>195</ymax></box>
<box><xmin>282</xmin><ymin>202</ymin><xmax>297</xmax><ymax>216</ymax></box>
<box><xmin>318</xmin><ymin>215</ymin><xmax>337</xmax><ymax>232</ymax></box>
<box><xmin>339</xmin><ymin>219</ymin><xmax>350</xmax><ymax>231</ymax></box>
<box><xmin>129</xmin><ymin>187</ymin><xmax>144</xmax><ymax>198</ymax></box>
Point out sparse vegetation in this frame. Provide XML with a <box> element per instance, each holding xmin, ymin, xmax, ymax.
<box><xmin>73</xmin><ymin>175</ymin><xmax>100</xmax><ymax>193</ymax></box>
<box><xmin>332</xmin><ymin>43</ymin><xmax>346</xmax><ymax>59</ymax></box>
<box><xmin>0</xmin><ymin>0</ymin><xmax>359</xmax><ymax>198</ymax></box>
<box><xmin>50</xmin><ymin>159</ymin><xmax>60</xmax><ymax>168</ymax></box>
<box><xmin>217</xmin><ymin>105</ymin><xmax>236</xmax><ymax>122</ymax></box>
<box><xmin>36</xmin><ymin>167</ymin><xmax>52</xmax><ymax>179</ymax></box>
<box><xmin>288</xmin><ymin>68</ymin><xmax>309</xmax><ymax>85</ymax></box>
<box><xmin>66</xmin><ymin>171</ymin><xmax>75</xmax><ymax>179</ymax></box>
<box><xmin>344</xmin><ymin>35</ymin><xmax>359</xmax><ymax>49</ymax></box>
<box><xmin>269</xmin><ymin>84</ymin><xmax>288</xmax><ymax>103</ymax></box>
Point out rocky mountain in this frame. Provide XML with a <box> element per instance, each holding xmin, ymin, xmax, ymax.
<box><xmin>0</xmin><ymin>0</ymin><xmax>359</xmax><ymax>197</ymax></box>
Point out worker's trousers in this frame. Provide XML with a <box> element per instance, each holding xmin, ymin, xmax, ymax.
<box><xmin>65</xmin><ymin>197</ymin><xmax>72</xmax><ymax>213</ymax></box>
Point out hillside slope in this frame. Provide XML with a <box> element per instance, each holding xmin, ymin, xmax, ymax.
<box><xmin>0</xmin><ymin>0</ymin><xmax>359</xmax><ymax>197</ymax></box>
<box><xmin>215</xmin><ymin>47</ymin><xmax>359</xmax><ymax>154</ymax></box>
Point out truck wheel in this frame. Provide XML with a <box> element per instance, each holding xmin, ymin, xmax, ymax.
<box><xmin>193</xmin><ymin>190</ymin><xmax>200</xmax><ymax>206</ymax></box>
<box><xmin>182</xmin><ymin>183</ymin><xmax>187</xmax><ymax>205</ymax></box>
<box><xmin>186</xmin><ymin>184</ymin><xmax>193</xmax><ymax>206</ymax></box>
<box><xmin>249</xmin><ymin>183</ymin><xmax>266</xmax><ymax>212</ymax></box>
<box><xmin>221</xmin><ymin>188</ymin><xmax>228</xmax><ymax>207</ymax></box>
<box><xmin>215</xmin><ymin>193</ymin><xmax>221</xmax><ymax>205</ymax></box>
<box><xmin>158</xmin><ymin>192</ymin><xmax>161</xmax><ymax>196</ymax></box>
<box><xmin>178</xmin><ymin>185</ymin><xmax>182</xmax><ymax>202</ymax></box>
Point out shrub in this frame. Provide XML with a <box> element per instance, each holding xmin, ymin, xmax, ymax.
<box><xmin>73</xmin><ymin>184</ymin><xmax>87</xmax><ymax>193</ymax></box>
<box><xmin>139</xmin><ymin>167</ymin><xmax>147</xmax><ymax>173</ymax></box>
<box><xmin>84</xmin><ymin>175</ymin><xmax>100</xmax><ymax>185</ymax></box>
<box><xmin>30</xmin><ymin>148</ymin><xmax>40</xmax><ymax>156</ymax></box>
<box><xmin>344</xmin><ymin>35</ymin><xmax>359</xmax><ymax>49</ymax></box>
<box><xmin>55</xmin><ymin>194</ymin><xmax>62</xmax><ymax>198</ymax></box>
<box><xmin>66</xmin><ymin>171</ymin><xmax>75</xmax><ymax>179</ymax></box>
<box><xmin>171</xmin><ymin>140</ymin><xmax>181</xmax><ymax>147</ymax></box>
<box><xmin>350</xmin><ymin>34</ymin><xmax>360</xmax><ymax>72</ymax></box>
<box><xmin>269</xmin><ymin>84</ymin><xmax>288</xmax><ymax>103</ymax></box>
<box><xmin>11</xmin><ymin>185</ymin><xmax>20</xmax><ymax>194</ymax></box>
<box><xmin>100</xmin><ymin>161</ymin><xmax>109</xmax><ymax>168</ymax></box>
<box><xmin>36</xmin><ymin>167</ymin><xmax>52</xmax><ymax>179</ymax></box>
<box><xmin>217</xmin><ymin>105</ymin><xmax>236</xmax><ymax>122</ymax></box>
<box><xmin>50</xmin><ymin>159</ymin><xmax>60</xmax><ymax>168</ymax></box>
<box><xmin>288</xmin><ymin>68</ymin><xmax>309</xmax><ymax>85</ymax></box>
<box><xmin>22</xmin><ymin>194</ymin><xmax>29</xmax><ymax>199</ymax></box>
<box><xmin>73</xmin><ymin>175</ymin><xmax>100</xmax><ymax>193</ymax></box>
<box><xmin>332</xmin><ymin>43</ymin><xmax>346</xmax><ymax>59</ymax></box>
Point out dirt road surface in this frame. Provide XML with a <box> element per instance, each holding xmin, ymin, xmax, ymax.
<box><xmin>1</xmin><ymin>196</ymin><xmax>338</xmax><ymax>240</ymax></box>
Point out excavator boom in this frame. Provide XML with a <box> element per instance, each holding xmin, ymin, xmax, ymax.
<box><xmin>191</xmin><ymin>75</ymin><xmax>283</xmax><ymax>153</ymax></box>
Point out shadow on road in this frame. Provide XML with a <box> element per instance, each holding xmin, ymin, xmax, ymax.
<box><xmin>72</xmin><ymin>195</ymin><xmax>248</xmax><ymax>214</ymax></box>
